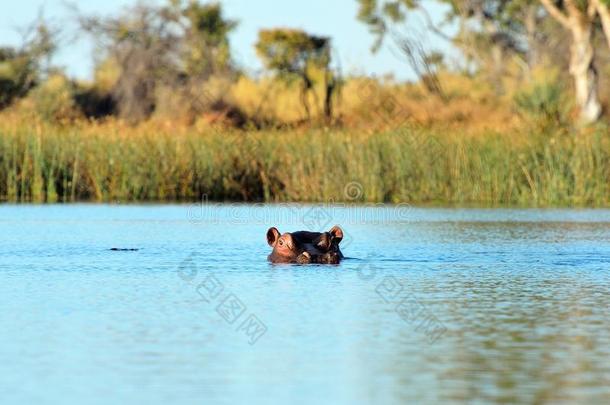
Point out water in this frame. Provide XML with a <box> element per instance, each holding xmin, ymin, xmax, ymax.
<box><xmin>2</xmin><ymin>204</ymin><xmax>610</xmax><ymax>404</ymax></box>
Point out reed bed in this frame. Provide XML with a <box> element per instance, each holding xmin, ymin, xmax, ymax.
<box><xmin>0</xmin><ymin>119</ymin><xmax>608</xmax><ymax>206</ymax></box>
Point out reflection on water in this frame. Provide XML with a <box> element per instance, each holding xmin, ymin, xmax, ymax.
<box><xmin>1</xmin><ymin>205</ymin><xmax>609</xmax><ymax>404</ymax></box>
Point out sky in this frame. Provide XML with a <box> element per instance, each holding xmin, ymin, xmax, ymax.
<box><xmin>0</xmin><ymin>0</ymin><xmax>454</xmax><ymax>81</ymax></box>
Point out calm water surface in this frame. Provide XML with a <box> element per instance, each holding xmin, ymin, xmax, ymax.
<box><xmin>1</xmin><ymin>204</ymin><xmax>610</xmax><ymax>404</ymax></box>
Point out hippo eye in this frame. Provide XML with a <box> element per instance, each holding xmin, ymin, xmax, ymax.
<box><xmin>278</xmin><ymin>239</ymin><xmax>284</xmax><ymax>246</ymax></box>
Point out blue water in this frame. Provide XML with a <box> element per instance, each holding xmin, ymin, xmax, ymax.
<box><xmin>2</xmin><ymin>204</ymin><xmax>610</xmax><ymax>404</ymax></box>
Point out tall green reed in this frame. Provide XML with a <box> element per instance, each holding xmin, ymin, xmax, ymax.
<box><xmin>0</xmin><ymin>120</ymin><xmax>608</xmax><ymax>206</ymax></box>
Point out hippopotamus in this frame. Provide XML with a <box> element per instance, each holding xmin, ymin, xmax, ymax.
<box><xmin>266</xmin><ymin>225</ymin><xmax>344</xmax><ymax>264</ymax></box>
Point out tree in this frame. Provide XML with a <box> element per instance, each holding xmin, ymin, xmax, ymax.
<box><xmin>255</xmin><ymin>28</ymin><xmax>337</xmax><ymax>121</ymax></box>
<box><xmin>177</xmin><ymin>1</ymin><xmax>238</xmax><ymax>119</ymax></box>
<box><xmin>182</xmin><ymin>2</ymin><xmax>237</xmax><ymax>78</ymax></box>
<box><xmin>0</xmin><ymin>19</ymin><xmax>56</xmax><ymax>109</ymax></box>
<box><xmin>358</xmin><ymin>0</ymin><xmax>608</xmax><ymax>123</ymax></box>
<box><xmin>539</xmin><ymin>0</ymin><xmax>602</xmax><ymax>123</ymax></box>
<box><xmin>76</xmin><ymin>1</ymin><xmax>237</xmax><ymax>122</ymax></box>
<box><xmin>357</xmin><ymin>0</ymin><xmax>532</xmax><ymax>95</ymax></box>
<box><xmin>77</xmin><ymin>3</ymin><xmax>180</xmax><ymax>121</ymax></box>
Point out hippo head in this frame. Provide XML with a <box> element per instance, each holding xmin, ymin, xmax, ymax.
<box><xmin>266</xmin><ymin>226</ymin><xmax>345</xmax><ymax>264</ymax></box>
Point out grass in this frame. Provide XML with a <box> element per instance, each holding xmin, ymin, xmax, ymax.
<box><xmin>0</xmin><ymin>116</ymin><xmax>609</xmax><ymax>206</ymax></box>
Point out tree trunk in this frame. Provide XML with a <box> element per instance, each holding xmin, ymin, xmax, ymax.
<box><xmin>477</xmin><ymin>9</ymin><xmax>505</xmax><ymax>95</ymax></box>
<box><xmin>569</xmin><ymin>22</ymin><xmax>601</xmax><ymax>124</ymax></box>
<box><xmin>540</xmin><ymin>0</ymin><xmax>602</xmax><ymax>124</ymax></box>
<box><xmin>323</xmin><ymin>70</ymin><xmax>335</xmax><ymax>122</ymax></box>
<box><xmin>300</xmin><ymin>78</ymin><xmax>311</xmax><ymax>121</ymax></box>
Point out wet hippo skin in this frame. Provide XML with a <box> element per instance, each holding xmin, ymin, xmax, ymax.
<box><xmin>266</xmin><ymin>225</ymin><xmax>344</xmax><ymax>264</ymax></box>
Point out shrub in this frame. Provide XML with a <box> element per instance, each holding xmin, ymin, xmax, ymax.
<box><xmin>0</xmin><ymin>47</ymin><xmax>37</xmax><ymax>109</ymax></box>
<box><xmin>22</xmin><ymin>74</ymin><xmax>81</xmax><ymax>123</ymax></box>
<box><xmin>513</xmin><ymin>81</ymin><xmax>571</xmax><ymax>130</ymax></box>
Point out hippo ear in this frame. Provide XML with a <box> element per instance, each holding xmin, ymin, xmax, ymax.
<box><xmin>314</xmin><ymin>233</ymin><xmax>331</xmax><ymax>251</ymax></box>
<box><xmin>329</xmin><ymin>225</ymin><xmax>343</xmax><ymax>243</ymax></box>
<box><xmin>267</xmin><ymin>227</ymin><xmax>280</xmax><ymax>247</ymax></box>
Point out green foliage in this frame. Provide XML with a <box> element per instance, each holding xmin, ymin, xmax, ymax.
<box><xmin>182</xmin><ymin>1</ymin><xmax>238</xmax><ymax>76</ymax></box>
<box><xmin>0</xmin><ymin>50</ymin><xmax>43</xmax><ymax>109</ymax></box>
<box><xmin>23</xmin><ymin>74</ymin><xmax>80</xmax><ymax>123</ymax></box>
<box><xmin>184</xmin><ymin>2</ymin><xmax>236</xmax><ymax>46</ymax></box>
<box><xmin>255</xmin><ymin>29</ymin><xmax>331</xmax><ymax>78</ymax></box>
<box><xmin>0</xmin><ymin>47</ymin><xmax>32</xmax><ymax>108</ymax></box>
<box><xmin>514</xmin><ymin>81</ymin><xmax>571</xmax><ymax>129</ymax></box>
<box><xmin>256</xmin><ymin>28</ymin><xmax>337</xmax><ymax>120</ymax></box>
<box><xmin>0</xmin><ymin>19</ymin><xmax>56</xmax><ymax>109</ymax></box>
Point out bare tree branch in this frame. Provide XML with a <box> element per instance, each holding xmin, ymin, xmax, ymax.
<box><xmin>419</xmin><ymin>7</ymin><xmax>453</xmax><ymax>42</ymax></box>
<box><xmin>540</xmin><ymin>0</ymin><xmax>572</xmax><ymax>28</ymax></box>
<box><xmin>391</xmin><ymin>30</ymin><xmax>447</xmax><ymax>102</ymax></box>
